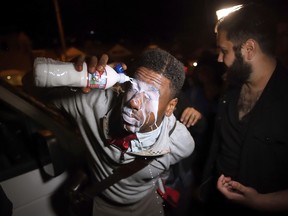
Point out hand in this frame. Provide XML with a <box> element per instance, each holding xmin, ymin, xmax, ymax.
<box><xmin>217</xmin><ymin>174</ymin><xmax>259</xmax><ymax>208</ymax></box>
<box><xmin>180</xmin><ymin>107</ymin><xmax>202</xmax><ymax>127</ymax></box>
<box><xmin>72</xmin><ymin>54</ymin><xmax>109</xmax><ymax>93</ymax></box>
<box><xmin>72</xmin><ymin>54</ymin><xmax>128</xmax><ymax>93</ymax></box>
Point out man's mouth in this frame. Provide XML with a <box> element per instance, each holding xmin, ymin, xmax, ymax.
<box><xmin>122</xmin><ymin>113</ymin><xmax>141</xmax><ymax>127</ymax></box>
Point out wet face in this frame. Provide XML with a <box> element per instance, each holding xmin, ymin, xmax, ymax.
<box><xmin>217</xmin><ymin>30</ymin><xmax>252</xmax><ymax>87</ymax></box>
<box><xmin>121</xmin><ymin>67</ymin><xmax>176</xmax><ymax>133</ymax></box>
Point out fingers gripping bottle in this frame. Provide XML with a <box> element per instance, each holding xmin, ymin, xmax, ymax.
<box><xmin>33</xmin><ymin>57</ymin><xmax>131</xmax><ymax>89</ymax></box>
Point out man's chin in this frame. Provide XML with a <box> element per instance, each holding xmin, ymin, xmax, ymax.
<box><xmin>123</xmin><ymin>123</ymin><xmax>140</xmax><ymax>133</ymax></box>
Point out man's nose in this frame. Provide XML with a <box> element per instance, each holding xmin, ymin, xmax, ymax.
<box><xmin>129</xmin><ymin>93</ymin><xmax>144</xmax><ymax>110</ymax></box>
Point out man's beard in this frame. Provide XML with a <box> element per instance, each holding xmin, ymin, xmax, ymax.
<box><xmin>225</xmin><ymin>50</ymin><xmax>252</xmax><ymax>87</ymax></box>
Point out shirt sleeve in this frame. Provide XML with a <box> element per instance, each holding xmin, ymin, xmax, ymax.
<box><xmin>168</xmin><ymin>118</ymin><xmax>195</xmax><ymax>165</ymax></box>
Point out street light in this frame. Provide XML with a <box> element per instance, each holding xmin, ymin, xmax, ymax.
<box><xmin>214</xmin><ymin>4</ymin><xmax>243</xmax><ymax>33</ymax></box>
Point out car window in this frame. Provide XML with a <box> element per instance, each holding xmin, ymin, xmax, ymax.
<box><xmin>0</xmin><ymin>80</ymin><xmax>84</xmax><ymax>181</ymax></box>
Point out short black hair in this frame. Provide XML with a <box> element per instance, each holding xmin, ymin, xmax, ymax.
<box><xmin>216</xmin><ymin>3</ymin><xmax>277</xmax><ymax>56</ymax></box>
<box><xmin>129</xmin><ymin>48</ymin><xmax>186</xmax><ymax>99</ymax></box>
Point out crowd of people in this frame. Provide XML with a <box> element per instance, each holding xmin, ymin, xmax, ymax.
<box><xmin>35</xmin><ymin>2</ymin><xmax>288</xmax><ymax>216</ymax></box>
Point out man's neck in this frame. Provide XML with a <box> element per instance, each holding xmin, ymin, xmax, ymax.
<box><xmin>238</xmin><ymin>57</ymin><xmax>276</xmax><ymax>120</ymax></box>
<box><xmin>248</xmin><ymin>56</ymin><xmax>276</xmax><ymax>90</ymax></box>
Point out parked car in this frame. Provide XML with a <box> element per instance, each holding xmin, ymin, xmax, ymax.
<box><xmin>0</xmin><ymin>79</ymin><xmax>84</xmax><ymax>216</ymax></box>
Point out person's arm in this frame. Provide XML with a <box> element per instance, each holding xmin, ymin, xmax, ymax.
<box><xmin>217</xmin><ymin>174</ymin><xmax>288</xmax><ymax>212</ymax></box>
<box><xmin>22</xmin><ymin>54</ymin><xmax>116</xmax><ymax>100</ymax></box>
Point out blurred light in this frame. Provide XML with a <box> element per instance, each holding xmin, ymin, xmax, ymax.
<box><xmin>147</xmin><ymin>44</ymin><xmax>159</xmax><ymax>49</ymax></box>
<box><xmin>187</xmin><ymin>59</ymin><xmax>197</xmax><ymax>68</ymax></box>
<box><xmin>184</xmin><ymin>66</ymin><xmax>188</xmax><ymax>73</ymax></box>
<box><xmin>216</xmin><ymin>4</ymin><xmax>243</xmax><ymax>21</ymax></box>
<box><xmin>0</xmin><ymin>70</ymin><xmax>26</xmax><ymax>86</ymax></box>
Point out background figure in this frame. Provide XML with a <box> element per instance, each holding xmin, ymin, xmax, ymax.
<box><xmin>165</xmin><ymin>50</ymin><xmax>225</xmax><ymax>216</ymax></box>
<box><xmin>183</xmin><ymin>50</ymin><xmax>224</xmax><ymax>119</ymax></box>
<box><xmin>200</xmin><ymin>2</ymin><xmax>288</xmax><ymax>215</ymax></box>
<box><xmin>181</xmin><ymin>50</ymin><xmax>224</xmax><ymax>187</ymax></box>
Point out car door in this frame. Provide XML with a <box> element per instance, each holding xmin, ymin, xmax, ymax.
<box><xmin>0</xmin><ymin>79</ymin><xmax>84</xmax><ymax>216</ymax></box>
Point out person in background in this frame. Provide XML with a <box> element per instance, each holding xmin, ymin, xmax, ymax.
<box><xmin>33</xmin><ymin>48</ymin><xmax>195</xmax><ymax>216</ymax></box>
<box><xmin>200</xmin><ymin>2</ymin><xmax>288</xmax><ymax>215</ymax></box>
<box><xmin>167</xmin><ymin>51</ymin><xmax>224</xmax><ymax>216</ymax></box>
<box><xmin>180</xmin><ymin>51</ymin><xmax>225</xmax><ymax>185</ymax></box>
<box><xmin>164</xmin><ymin>88</ymin><xmax>204</xmax><ymax>216</ymax></box>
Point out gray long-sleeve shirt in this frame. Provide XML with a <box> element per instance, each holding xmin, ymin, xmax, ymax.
<box><xmin>54</xmin><ymin>88</ymin><xmax>195</xmax><ymax>204</ymax></box>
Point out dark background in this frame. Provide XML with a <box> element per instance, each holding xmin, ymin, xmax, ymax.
<box><xmin>0</xmin><ymin>0</ymin><xmax>287</xmax><ymax>56</ymax></box>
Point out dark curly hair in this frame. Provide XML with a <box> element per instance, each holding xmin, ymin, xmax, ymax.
<box><xmin>129</xmin><ymin>48</ymin><xmax>186</xmax><ymax>99</ymax></box>
<box><xmin>215</xmin><ymin>3</ymin><xmax>277</xmax><ymax>57</ymax></box>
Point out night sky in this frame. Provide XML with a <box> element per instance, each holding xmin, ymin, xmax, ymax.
<box><xmin>1</xmin><ymin>0</ymin><xmax>211</xmax><ymax>47</ymax></box>
<box><xmin>1</xmin><ymin>0</ymin><xmax>287</xmax><ymax>53</ymax></box>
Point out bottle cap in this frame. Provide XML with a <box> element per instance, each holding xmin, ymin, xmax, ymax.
<box><xmin>114</xmin><ymin>63</ymin><xmax>125</xmax><ymax>73</ymax></box>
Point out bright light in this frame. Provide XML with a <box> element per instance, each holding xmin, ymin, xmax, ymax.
<box><xmin>193</xmin><ymin>62</ymin><xmax>198</xmax><ymax>67</ymax></box>
<box><xmin>216</xmin><ymin>4</ymin><xmax>243</xmax><ymax>21</ymax></box>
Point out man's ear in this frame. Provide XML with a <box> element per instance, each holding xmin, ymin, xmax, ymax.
<box><xmin>243</xmin><ymin>39</ymin><xmax>257</xmax><ymax>60</ymax></box>
<box><xmin>165</xmin><ymin>98</ymin><xmax>178</xmax><ymax>117</ymax></box>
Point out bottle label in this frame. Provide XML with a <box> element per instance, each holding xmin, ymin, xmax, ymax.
<box><xmin>87</xmin><ymin>70</ymin><xmax>107</xmax><ymax>89</ymax></box>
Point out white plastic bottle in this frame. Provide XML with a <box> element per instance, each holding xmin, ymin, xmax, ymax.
<box><xmin>33</xmin><ymin>57</ymin><xmax>131</xmax><ymax>89</ymax></box>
